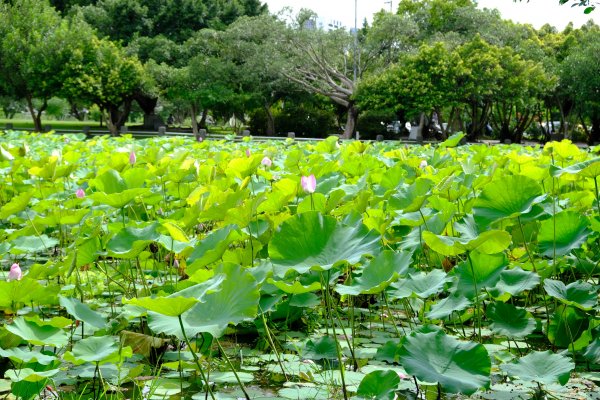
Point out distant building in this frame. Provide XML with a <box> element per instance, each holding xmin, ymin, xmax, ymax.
<box><xmin>304</xmin><ymin>16</ymin><xmax>345</xmax><ymax>31</ymax></box>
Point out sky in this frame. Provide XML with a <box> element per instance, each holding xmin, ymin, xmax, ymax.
<box><xmin>263</xmin><ymin>0</ymin><xmax>599</xmax><ymax>31</ymax></box>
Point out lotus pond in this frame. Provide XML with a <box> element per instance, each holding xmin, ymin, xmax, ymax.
<box><xmin>0</xmin><ymin>130</ymin><xmax>599</xmax><ymax>399</ymax></box>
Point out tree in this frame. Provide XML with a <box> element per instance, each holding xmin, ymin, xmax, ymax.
<box><xmin>489</xmin><ymin>46</ymin><xmax>556</xmax><ymax>143</ymax></box>
<box><xmin>220</xmin><ymin>14</ymin><xmax>294</xmax><ymax>136</ymax></box>
<box><xmin>61</xmin><ymin>38</ymin><xmax>145</xmax><ymax>135</ymax></box>
<box><xmin>560</xmin><ymin>29</ymin><xmax>600</xmax><ymax>142</ymax></box>
<box><xmin>516</xmin><ymin>0</ymin><xmax>598</xmax><ymax>14</ymax></box>
<box><xmin>0</xmin><ymin>0</ymin><xmax>94</xmax><ymax>132</ymax></box>
<box><xmin>282</xmin><ymin>11</ymin><xmax>418</xmax><ymax>139</ymax></box>
<box><xmin>357</xmin><ymin>42</ymin><xmax>466</xmax><ymax>139</ymax></box>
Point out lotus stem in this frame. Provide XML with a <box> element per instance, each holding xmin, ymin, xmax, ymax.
<box><xmin>215</xmin><ymin>339</ymin><xmax>251</xmax><ymax>400</ymax></box>
<box><xmin>177</xmin><ymin>315</ymin><xmax>215</xmax><ymax>400</ymax></box>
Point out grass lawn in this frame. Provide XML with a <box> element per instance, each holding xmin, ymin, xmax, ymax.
<box><xmin>1</xmin><ymin>118</ymin><xmax>236</xmax><ymax>135</ymax></box>
<box><xmin>0</xmin><ymin>118</ymin><xmax>101</xmax><ymax>130</ymax></box>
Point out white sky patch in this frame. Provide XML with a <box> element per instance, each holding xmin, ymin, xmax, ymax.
<box><xmin>263</xmin><ymin>0</ymin><xmax>599</xmax><ymax>30</ymax></box>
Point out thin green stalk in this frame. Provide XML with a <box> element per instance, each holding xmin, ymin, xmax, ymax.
<box><xmin>177</xmin><ymin>315</ymin><xmax>215</xmax><ymax>400</ymax></box>
<box><xmin>467</xmin><ymin>252</ymin><xmax>482</xmax><ymax>343</ymax></box>
<box><xmin>517</xmin><ymin>216</ymin><xmax>537</xmax><ymax>272</ymax></box>
<box><xmin>215</xmin><ymin>339</ymin><xmax>251</xmax><ymax>400</ymax></box>
<box><xmin>382</xmin><ymin>291</ymin><xmax>404</xmax><ymax>337</ymax></box>
<box><xmin>332</xmin><ymin>308</ymin><xmax>359</xmax><ymax>371</ymax></box>
<box><xmin>259</xmin><ymin>310</ymin><xmax>288</xmax><ymax>379</ymax></box>
<box><xmin>324</xmin><ymin>271</ymin><xmax>348</xmax><ymax>400</ymax></box>
<box><xmin>594</xmin><ymin>177</ymin><xmax>600</xmax><ymax>215</ymax></box>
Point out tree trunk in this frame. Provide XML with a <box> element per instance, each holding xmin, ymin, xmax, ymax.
<box><xmin>106</xmin><ymin>99</ymin><xmax>132</xmax><ymax>136</ymax></box>
<box><xmin>417</xmin><ymin>112</ymin><xmax>425</xmax><ymax>141</ymax></box>
<box><xmin>589</xmin><ymin>117</ymin><xmax>600</xmax><ymax>145</ymax></box>
<box><xmin>342</xmin><ymin>104</ymin><xmax>358</xmax><ymax>139</ymax></box>
<box><xmin>264</xmin><ymin>104</ymin><xmax>275</xmax><ymax>136</ymax></box>
<box><xmin>191</xmin><ymin>103</ymin><xmax>199</xmax><ymax>138</ymax></box>
<box><xmin>26</xmin><ymin>96</ymin><xmax>44</xmax><ymax>132</ymax></box>
<box><xmin>199</xmin><ymin>109</ymin><xmax>208</xmax><ymax>129</ymax></box>
<box><xmin>105</xmin><ymin>110</ymin><xmax>118</xmax><ymax>136</ymax></box>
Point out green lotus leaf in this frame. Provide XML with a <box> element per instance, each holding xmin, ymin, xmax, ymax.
<box><xmin>544</xmin><ymin>279</ymin><xmax>597</xmax><ymax>310</ymax></box>
<box><xmin>584</xmin><ymin>339</ymin><xmax>600</xmax><ymax>364</ymax></box>
<box><xmin>93</xmin><ymin>169</ymin><xmax>127</xmax><ymax>194</ymax></box>
<box><xmin>302</xmin><ymin>336</ymin><xmax>338</xmax><ymax>360</ymax></box>
<box><xmin>0</xmin><ymin>192</ymin><xmax>32</xmax><ymax>219</ymax></box>
<box><xmin>486</xmin><ymin>301</ymin><xmax>535</xmax><ymax>338</ymax></box>
<box><xmin>0</xmin><ymin>144</ymin><xmax>15</xmax><ymax>161</ymax></box>
<box><xmin>488</xmin><ymin>267</ymin><xmax>540</xmax><ymax>298</ymax></box>
<box><xmin>0</xmin><ymin>347</ymin><xmax>57</xmax><ymax>365</ymax></box>
<box><xmin>356</xmin><ymin>370</ymin><xmax>401</xmax><ymax>400</ymax></box>
<box><xmin>538</xmin><ymin>211</ymin><xmax>590</xmax><ymax>257</ymax></box>
<box><xmin>547</xmin><ymin>305</ymin><xmax>589</xmax><ymax>348</ymax></box>
<box><xmin>390</xmin><ymin>269</ymin><xmax>448</xmax><ymax>299</ymax></box>
<box><xmin>11</xmin><ymin>235</ymin><xmax>59</xmax><ymax>254</ymax></box>
<box><xmin>398</xmin><ymin>330</ymin><xmax>491</xmax><ymax>395</ymax></box>
<box><xmin>278</xmin><ymin>386</ymin><xmax>329</xmax><ymax>400</ymax></box>
<box><xmin>0</xmin><ymin>278</ymin><xmax>60</xmax><ymax>310</ymax></box>
<box><xmin>59</xmin><ymin>296</ymin><xmax>107</xmax><ymax>329</ymax></box>
<box><xmin>501</xmin><ymin>350</ymin><xmax>574</xmax><ymax>386</ymax></box>
<box><xmin>335</xmin><ymin>250</ymin><xmax>412</xmax><ymax>296</ymax></box>
<box><xmin>269</xmin><ymin>211</ymin><xmax>381</xmax><ymax>275</ymax></box>
<box><xmin>5</xmin><ymin>317</ymin><xmax>68</xmax><ymax>347</ymax></box>
<box><xmin>148</xmin><ymin>263</ymin><xmax>259</xmax><ymax>339</ymax></box>
<box><xmin>267</xmin><ymin>279</ymin><xmax>321</xmax><ymax>294</ymax></box>
<box><xmin>5</xmin><ymin>368</ymin><xmax>60</xmax><ymax>383</ymax></box>
<box><xmin>124</xmin><ymin>296</ymin><xmax>199</xmax><ymax>317</ymax></box>
<box><xmin>187</xmin><ymin>225</ymin><xmax>241</xmax><ymax>271</ymax></box>
<box><xmin>63</xmin><ymin>336</ymin><xmax>130</xmax><ymax>365</ymax></box>
<box><xmin>549</xmin><ymin>157</ymin><xmax>600</xmax><ymax>177</ymax></box>
<box><xmin>426</xmin><ymin>293</ymin><xmax>472</xmax><ymax>320</ymax></box>
<box><xmin>473</xmin><ymin>175</ymin><xmax>546</xmax><ymax>225</ymax></box>
<box><xmin>88</xmin><ymin>188</ymin><xmax>149</xmax><ymax>208</ymax></box>
<box><xmin>387</xmin><ymin>178</ymin><xmax>433</xmax><ymax>213</ymax></box>
<box><xmin>439</xmin><ymin>132</ymin><xmax>465</xmax><ymax>148</ymax></box>
<box><xmin>454</xmin><ymin>251</ymin><xmax>507</xmax><ymax>298</ymax></box>
<box><xmin>374</xmin><ymin>340</ymin><xmax>402</xmax><ymax>364</ymax></box>
<box><xmin>423</xmin><ymin>230</ymin><xmax>511</xmax><ymax>256</ymax></box>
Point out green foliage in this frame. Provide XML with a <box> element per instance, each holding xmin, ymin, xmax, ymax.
<box><xmin>0</xmin><ymin>132</ymin><xmax>598</xmax><ymax>398</ymax></box>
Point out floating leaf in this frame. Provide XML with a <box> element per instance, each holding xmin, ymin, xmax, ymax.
<box><xmin>303</xmin><ymin>336</ymin><xmax>338</xmax><ymax>360</ymax></box>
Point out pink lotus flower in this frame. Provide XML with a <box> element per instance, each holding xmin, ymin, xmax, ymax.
<box><xmin>129</xmin><ymin>151</ymin><xmax>136</xmax><ymax>165</ymax></box>
<box><xmin>261</xmin><ymin>156</ymin><xmax>272</xmax><ymax>167</ymax></box>
<box><xmin>301</xmin><ymin>175</ymin><xmax>317</xmax><ymax>194</ymax></box>
<box><xmin>8</xmin><ymin>263</ymin><xmax>22</xmax><ymax>281</ymax></box>
<box><xmin>245</xmin><ymin>149</ymin><xmax>251</xmax><ymax>157</ymax></box>
<box><xmin>419</xmin><ymin>160</ymin><xmax>428</xmax><ymax>169</ymax></box>
<box><xmin>76</xmin><ymin>188</ymin><xmax>85</xmax><ymax>198</ymax></box>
